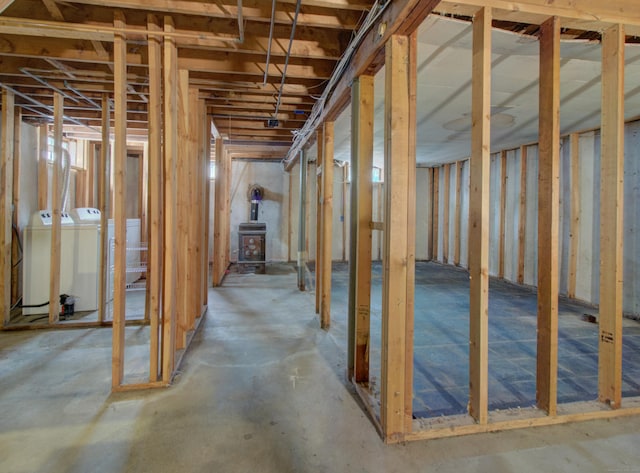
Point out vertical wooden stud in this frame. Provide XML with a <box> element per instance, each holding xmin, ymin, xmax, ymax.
<box><xmin>537</xmin><ymin>16</ymin><xmax>561</xmax><ymax>416</ymax></box>
<box><xmin>320</xmin><ymin>121</ymin><xmax>334</xmax><ymax>329</ymax></box>
<box><xmin>442</xmin><ymin>163</ymin><xmax>450</xmax><ymax>264</ymax></box>
<box><xmin>517</xmin><ymin>146</ymin><xmax>527</xmax><ymax>285</ymax></box>
<box><xmin>162</xmin><ymin>15</ymin><xmax>178</xmax><ymax>382</ymax></box>
<box><xmin>213</xmin><ymin>138</ymin><xmax>230</xmax><ymax>286</ymax></box>
<box><xmin>498</xmin><ymin>150</ymin><xmax>507</xmax><ymax>278</ymax></box>
<box><xmin>454</xmin><ymin>161</ymin><xmax>463</xmax><ymax>266</ymax></box>
<box><xmin>315</xmin><ymin>127</ymin><xmax>324</xmax><ymax>314</ymax></box>
<box><xmin>112</xmin><ymin>11</ymin><xmax>128</xmax><ymax>388</ymax></box>
<box><xmin>432</xmin><ymin>166</ymin><xmax>440</xmax><ymax>262</ymax></box>
<box><xmin>48</xmin><ymin>92</ymin><xmax>63</xmax><ymax>324</ymax></box>
<box><xmin>98</xmin><ymin>96</ymin><xmax>110</xmax><ymax>324</ymax></box>
<box><xmin>381</xmin><ymin>34</ymin><xmax>415</xmax><ymax>441</ymax></box>
<box><xmin>147</xmin><ymin>14</ymin><xmax>163</xmax><ymax>381</ymax></box>
<box><xmin>11</xmin><ymin>108</ymin><xmax>21</xmax><ymax>306</ymax></box>
<box><xmin>201</xmin><ymin>107</ymin><xmax>210</xmax><ymax>298</ymax></box>
<box><xmin>0</xmin><ymin>89</ymin><xmax>15</xmax><ymax>325</ymax></box>
<box><xmin>349</xmin><ymin>75</ymin><xmax>374</xmax><ymax>383</ymax></box>
<box><xmin>598</xmin><ymin>24</ymin><xmax>625</xmax><ymax>409</ymax></box>
<box><xmin>427</xmin><ymin>167</ymin><xmax>434</xmax><ymax>261</ymax></box>
<box><xmin>567</xmin><ymin>134</ymin><xmax>580</xmax><ymax>299</ymax></box>
<box><xmin>468</xmin><ymin>7</ymin><xmax>491</xmax><ymax>424</ymax></box>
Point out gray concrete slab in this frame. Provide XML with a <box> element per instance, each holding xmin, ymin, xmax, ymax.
<box><xmin>1</xmin><ymin>263</ymin><xmax>639</xmax><ymax>472</ymax></box>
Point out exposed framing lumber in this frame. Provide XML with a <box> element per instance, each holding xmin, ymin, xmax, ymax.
<box><xmin>111</xmin><ymin>11</ymin><xmax>128</xmax><ymax>388</ymax></box>
<box><xmin>37</xmin><ymin>125</ymin><xmax>48</xmax><ymax>210</ymax></box>
<box><xmin>598</xmin><ymin>23</ymin><xmax>625</xmax><ymax>409</ymax></box>
<box><xmin>147</xmin><ymin>14</ymin><xmax>163</xmax><ymax>382</ymax></box>
<box><xmin>349</xmin><ymin>75</ymin><xmax>374</xmax><ymax>383</ymax></box>
<box><xmin>188</xmin><ymin>87</ymin><xmax>201</xmax><ymax>329</ymax></box>
<box><xmin>537</xmin><ymin>16</ymin><xmax>561</xmax><ymax>416</ymax></box>
<box><xmin>319</xmin><ymin>121</ymin><xmax>334</xmax><ymax>330</ymax></box>
<box><xmin>212</xmin><ymin>138</ymin><xmax>230</xmax><ymax>287</ymax></box>
<box><xmin>0</xmin><ymin>1</ymin><xmax>15</xmax><ymax>14</ymax></box>
<box><xmin>454</xmin><ymin>161</ymin><xmax>462</xmax><ymax>266</ymax></box>
<box><xmin>517</xmin><ymin>146</ymin><xmax>527</xmax><ymax>285</ymax></box>
<box><xmin>498</xmin><ymin>151</ymin><xmax>507</xmax><ymax>278</ymax></box>
<box><xmin>48</xmin><ymin>92</ymin><xmax>62</xmax><ymax>325</ymax></box>
<box><xmin>427</xmin><ymin>167</ymin><xmax>434</xmax><ymax>261</ymax></box>
<box><xmin>432</xmin><ymin>166</ymin><xmax>440</xmax><ymax>262</ymax></box>
<box><xmin>342</xmin><ymin>164</ymin><xmax>348</xmax><ymax>262</ymax></box>
<box><xmin>162</xmin><ymin>15</ymin><xmax>178</xmax><ymax>383</ymax></box>
<box><xmin>10</xmin><ymin>108</ymin><xmax>20</xmax><ymax>307</ymax></box>
<box><xmin>98</xmin><ymin>95</ymin><xmax>110</xmax><ymax>324</ymax></box>
<box><xmin>176</xmin><ymin>69</ymin><xmax>190</xmax><ymax>350</ymax></box>
<box><xmin>0</xmin><ymin>89</ymin><xmax>14</xmax><ymax>325</ymax></box>
<box><xmin>202</xmin><ymin>110</ymin><xmax>211</xmax><ymax>296</ymax></box>
<box><xmin>442</xmin><ymin>163</ymin><xmax>450</xmax><ymax>264</ymax></box>
<box><xmin>468</xmin><ymin>6</ymin><xmax>491</xmax><ymax>425</ymax></box>
<box><xmin>567</xmin><ymin>134</ymin><xmax>580</xmax><ymax>299</ymax></box>
<box><xmin>315</xmin><ymin>127</ymin><xmax>324</xmax><ymax>314</ymax></box>
<box><xmin>380</xmin><ymin>34</ymin><xmax>415</xmax><ymax>442</ymax></box>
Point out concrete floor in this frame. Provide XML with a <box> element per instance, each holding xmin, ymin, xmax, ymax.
<box><xmin>1</xmin><ymin>263</ymin><xmax>639</xmax><ymax>472</ymax></box>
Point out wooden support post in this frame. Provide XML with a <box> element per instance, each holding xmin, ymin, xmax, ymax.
<box><xmin>567</xmin><ymin>134</ymin><xmax>580</xmax><ymax>299</ymax></box>
<box><xmin>537</xmin><ymin>16</ymin><xmax>561</xmax><ymax>416</ymax></box>
<box><xmin>86</xmin><ymin>141</ymin><xmax>95</xmax><ymax>207</ymax></box>
<box><xmin>319</xmin><ymin>121</ymin><xmax>334</xmax><ymax>330</ymax></box>
<box><xmin>188</xmin><ymin>87</ymin><xmax>200</xmax><ymax>326</ymax></box>
<box><xmin>162</xmin><ymin>15</ymin><xmax>178</xmax><ymax>382</ymax></box>
<box><xmin>342</xmin><ymin>164</ymin><xmax>348</xmax><ymax>262</ymax></box>
<box><xmin>349</xmin><ymin>75</ymin><xmax>374</xmax><ymax>383</ymax></box>
<box><xmin>498</xmin><ymin>150</ymin><xmax>507</xmax><ymax>278</ymax></box>
<box><xmin>175</xmin><ymin>69</ymin><xmax>189</xmax><ymax>349</ymax></box>
<box><xmin>201</xmin><ymin>106</ymin><xmax>210</xmax><ymax>298</ymax></box>
<box><xmin>427</xmin><ymin>167</ymin><xmax>434</xmax><ymax>261</ymax></box>
<box><xmin>48</xmin><ymin>92</ymin><xmax>63</xmax><ymax>325</ymax></box>
<box><xmin>0</xmin><ymin>89</ymin><xmax>15</xmax><ymax>325</ymax></box>
<box><xmin>315</xmin><ymin>128</ymin><xmax>324</xmax><ymax>314</ymax></box>
<box><xmin>98</xmin><ymin>96</ymin><xmax>110</xmax><ymax>324</ymax></box>
<box><xmin>212</xmin><ymin>138</ymin><xmax>230</xmax><ymax>287</ymax></box>
<box><xmin>37</xmin><ymin>125</ymin><xmax>48</xmax><ymax>210</ymax></box>
<box><xmin>112</xmin><ymin>11</ymin><xmax>128</xmax><ymax>388</ymax></box>
<box><xmin>598</xmin><ymin>24</ymin><xmax>625</xmax><ymax>409</ymax></box>
<box><xmin>432</xmin><ymin>166</ymin><xmax>440</xmax><ymax>261</ymax></box>
<box><xmin>147</xmin><ymin>14</ymin><xmax>163</xmax><ymax>382</ymax></box>
<box><xmin>11</xmin><ymin>108</ymin><xmax>21</xmax><ymax>306</ymax></box>
<box><xmin>454</xmin><ymin>161</ymin><xmax>463</xmax><ymax>266</ymax></box>
<box><xmin>468</xmin><ymin>7</ymin><xmax>491</xmax><ymax>424</ymax></box>
<box><xmin>442</xmin><ymin>163</ymin><xmax>450</xmax><ymax>264</ymax></box>
<box><xmin>517</xmin><ymin>146</ymin><xmax>528</xmax><ymax>285</ymax></box>
<box><xmin>381</xmin><ymin>34</ymin><xmax>416</xmax><ymax>442</ymax></box>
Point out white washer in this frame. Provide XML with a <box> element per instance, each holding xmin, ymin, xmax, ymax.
<box><xmin>22</xmin><ymin>210</ymin><xmax>101</xmax><ymax>315</ymax></box>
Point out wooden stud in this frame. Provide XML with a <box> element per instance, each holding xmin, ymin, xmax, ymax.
<box><xmin>349</xmin><ymin>75</ymin><xmax>374</xmax><ymax>383</ymax></box>
<box><xmin>175</xmin><ymin>69</ymin><xmax>190</xmax><ymax>349</ymax></box>
<box><xmin>112</xmin><ymin>10</ymin><xmax>128</xmax><ymax>388</ymax></box>
<box><xmin>405</xmin><ymin>30</ymin><xmax>417</xmax><ymax>433</ymax></box>
<box><xmin>48</xmin><ymin>92</ymin><xmax>63</xmax><ymax>325</ymax></box>
<box><xmin>537</xmin><ymin>15</ymin><xmax>561</xmax><ymax>416</ymax></box>
<box><xmin>320</xmin><ymin>121</ymin><xmax>334</xmax><ymax>329</ymax></box>
<box><xmin>432</xmin><ymin>166</ymin><xmax>440</xmax><ymax>262</ymax></box>
<box><xmin>342</xmin><ymin>164</ymin><xmax>348</xmax><ymax>262</ymax></box>
<box><xmin>0</xmin><ymin>89</ymin><xmax>14</xmax><ymax>325</ymax></box>
<box><xmin>37</xmin><ymin>125</ymin><xmax>48</xmax><ymax>210</ymax></box>
<box><xmin>202</xmin><ymin>106</ymin><xmax>211</xmax><ymax>298</ymax></box>
<box><xmin>517</xmin><ymin>146</ymin><xmax>527</xmax><ymax>285</ymax></box>
<box><xmin>188</xmin><ymin>87</ymin><xmax>201</xmax><ymax>326</ymax></box>
<box><xmin>315</xmin><ymin>128</ymin><xmax>323</xmax><ymax>314</ymax></box>
<box><xmin>442</xmin><ymin>163</ymin><xmax>450</xmax><ymax>264</ymax></box>
<box><xmin>11</xmin><ymin>108</ymin><xmax>21</xmax><ymax>307</ymax></box>
<box><xmin>468</xmin><ymin>7</ymin><xmax>491</xmax><ymax>425</ymax></box>
<box><xmin>162</xmin><ymin>15</ymin><xmax>178</xmax><ymax>383</ymax></box>
<box><xmin>86</xmin><ymin>141</ymin><xmax>95</xmax><ymax>207</ymax></box>
<box><xmin>427</xmin><ymin>167</ymin><xmax>434</xmax><ymax>261</ymax></box>
<box><xmin>381</xmin><ymin>34</ymin><xmax>415</xmax><ymax>442</ymax></box>
<box><xmin>567</xmin><ymin>134</ymin><xmax>580</xmax><ymax>299</ymax></box>
<box><xmin>498</xmin><ymin>150</ymin><xmax>507</xmax><ymax>278</ymax></box>
<box><xmin>454</xmin><ymin>161</ymin><xmax>463</xmax><ymax>266</ymax></box>
<box><xmin>598</xmin><ymin>24</ymin><xmax>625</xmax><ymax>409</ymax></box>
<box><xmin>98</xmin><ymin>95</ymin><xmax>110</xmax><ymax>324</ymax></box>
<box><xmin>147</xmin><ymin>13</ymin><xmax>163</xmax><ymax>382</ymax></box>
<box><xmin>213</xmin><ymin>137</ymin><xmax>231</xmax><ymax>287</ymax></box>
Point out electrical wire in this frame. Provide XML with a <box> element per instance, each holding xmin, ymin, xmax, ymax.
<box><xmin>273</xmin><ymin>0</ymin><xmax>302</xmax><ymax>117</ymax></box>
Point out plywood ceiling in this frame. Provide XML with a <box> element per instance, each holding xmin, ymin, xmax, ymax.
<box><xmin>329</xmin><ymin>15</ymin><xmax>640</xmax><ymax>167</ymax></box>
